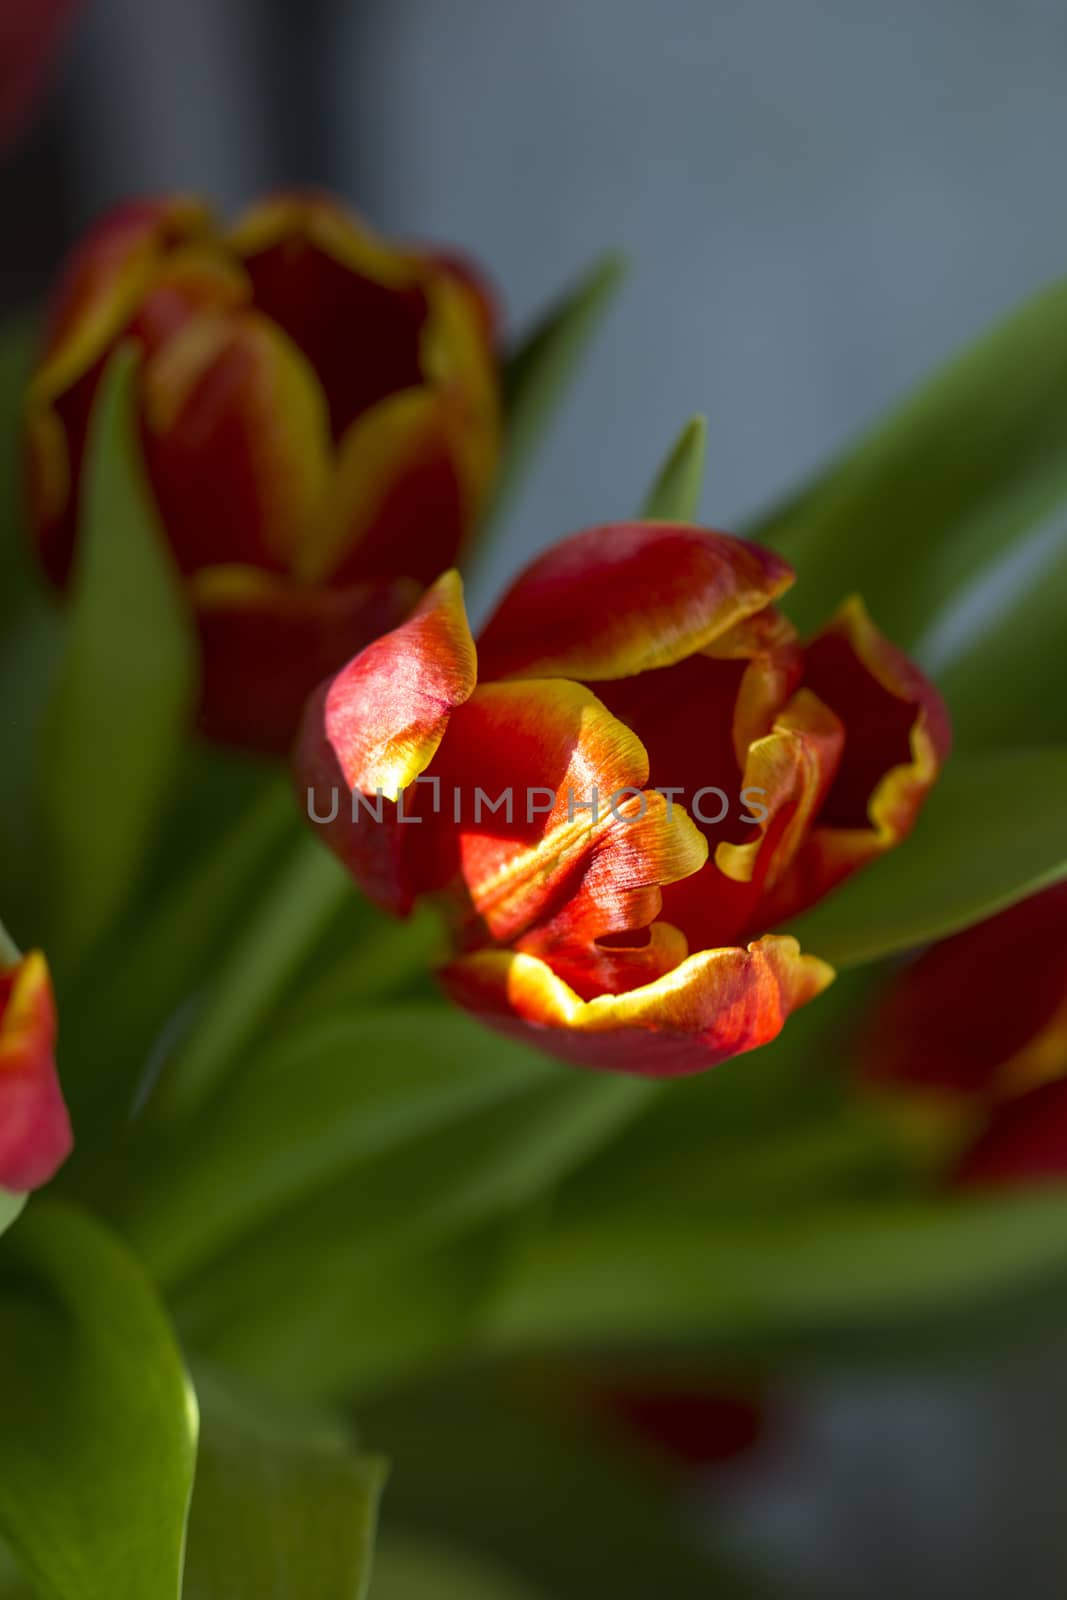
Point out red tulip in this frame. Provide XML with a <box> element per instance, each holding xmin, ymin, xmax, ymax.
<box><xmin>0</xmin><ymin>0</ymin><xmax>79</xmax><ymax>155</ymax></box>
<box><xmin>25</xmin><ymin>192</ymin><xmax>502</xmax><ymax>753</ymax></box>
<box><xmin>298</xmin><ymin>522</ymin><xmax>949</xmax><ymax>1076</ymax></box>
<box><xmin>860</xmin><ymin>883</ymin><xmax>1067</xmax><ymax>1187</ymax></box>
<box><xmin>0</xmin><ymin>952</ymin><xmax>71</xmax><ymax>1192</ymax></box>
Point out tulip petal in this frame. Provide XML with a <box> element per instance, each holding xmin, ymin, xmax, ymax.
<box><xmin>476</xmin><ymin>523</ymin><xmax>795</xmax><ymax>683</ymax></box>
<box><xmin>191</xmin><ymin>565</ymin><xmax>421</xmax><ymax>756</ymax></box>
<box><xmin>861</xmin><ymin>882</ymin><xmax>1067</xmax><ymax>1102</ymax></box>
<box><xmin>141</xmin><ymin>308</ymin><xmax>332</xmax><ymax>576</ymax></box>
<box><xmin>0</xmin><ymin>953</ymin><xmax>72</xmax><ymax>1192</ymax></box>
<box><xmin>32</xmin><ymin>196</ymin><xmax>214</xmax><ymax>405</ymax></box>
<box><xmin>229</xmin><ymin>192</ymin><xmax>430</xmax><ymax>441</ymax></box>
<box><xmin>755</xmin><ymin>596</ymin><xmax>952</xmax><ymax>924</ymax></box>
<box><xmin>441</xmin><ymin>935</ymin><xmax>834</xmax><ymax>1078</ymax></box>
<box><xmin>954</xmin><ymin>1077</ymin><xmax>1067</xmax><ymax>1189</ymax></box>
<box><xmin>27</xmin><ymin>207</ymin><xmax>238</xmax><ymax>586</ymax></box>
<box><xmin>316</xmin><ymin>388</ymin><xmax>469</xmax><ymax>588</ymax></box>
<box><xmin>417</xmin><ymin>678</ymin><xmax>707</xmax><ymax>952</ymax></box>
<box><xmin>702</xmin><ymin>606</ymin><xmax>804</xmax><ymax>764</ymax></box>
<box><xmin>295</xmin><ymin>571</ymin><xmax>478</xmax><ymax>912</ymax></box>
<box><xmin>629</xmin><ymin>687</ymin><xmax>843</xmax><ymax>954</ymax></box>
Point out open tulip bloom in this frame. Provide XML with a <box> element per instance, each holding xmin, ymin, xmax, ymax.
<box><xmin>6</xmin><ymin>181</ymin><xmax>1067</xmax><ymax>1600</ymax></box>
<box><xmin>298</xmin><ymin>520</ymin><xmax>950</xmax><ymax>1076</ymax></box>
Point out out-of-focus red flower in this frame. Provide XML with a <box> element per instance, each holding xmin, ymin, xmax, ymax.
<box><xmin>25</xmin><ymin>193</ymin><xmax>502</xmax><ymax>753</ymax></box>
<box><xmin>0</xmin><ymin>952</ymin><xmax>71</xmax><ymax>1192</ymax></box>
<box><xmin>859</xmin><ymin>883</ymin><xmax>1067</xmax><ymax>1188</ymax></box>
<box><xmin>297</xmin><ymin>522</ymin><xmax>949</xmax><ymax>1076</ymax></box>
<box><xmin>0</xmin><ymin>0</ymin><xmax>79</xmax><ymax>155</ymax></box>
<box><xmin>587</xmin><ymin>1375</ymin><xmax>765</xmax><ymax>1472</ymax></box>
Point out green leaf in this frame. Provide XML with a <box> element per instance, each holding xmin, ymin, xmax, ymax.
<box><xmin>121</xmin><ymin>1007</ymin><xmax>559</xmax><ymax>1287</ymax></box>
<box><xmin>486</xmin><ymin>1187</ymin><xmax>1067</xmax><ymax>1363</ymax></box>
<box><xmin>59</xmin><ymin>777</ymin><xmax>299</xmax><ymax>1148</ymax></box>
<box><xmin>39</xmin><ymin>347</ymin><xmax>197</xmax><ymax>966</ymax></box>
<box><xmin>639</xmin><ymin>414</ymin><xmax>707</xmax><ymax>520</ymax></box>
<box><xmin>753</xmin><ymin>274</ymin><xmax>1067</xmax><ymax>646</ymax></box>
<box><xmin>0</xmin><ymin>1199</ymin><xmax>198</xmax><ymax>1600</ymax></box>
<box><xmin>183</xmin><ymin>1371</ymin><xmax>386</xmax><ymax>1600</ymax></box>
<box><xmin>488</xmin><ymin>254</ymin><xmax>627</xmax><ymax>526</ymax></box>
<box><xmin>932</xmin><ymin>520</ymin><xmax>1067</xmax><ymax>750</ymax></box>
<box><xmin>784</xmin><ymin>747</ymin><xmax>1067</xmax><ymax>966</ymax></box>
<box><xmin>147</xmin><ymin>834</ymin><xmax>351</xmax><ymax>1125</ymax></box>
<box><xmin>159</xmin><ymin>1024</ymin><xmax>652</xmax><ymax>1399</ymax></box>
<box><xmin>182</xmin><ymin>1224</ymin><xmax>521</xmax><ymax>1404</ymax></box>
<box><xmin>0</xmin><ymin>1190</ymin><xmax>24</xmax><ymax>1239</ymax></box>
<box><xmin>371</xmin><ymin>1538</ymin><xmax>549</xmax><ymax>1600</ymax></box>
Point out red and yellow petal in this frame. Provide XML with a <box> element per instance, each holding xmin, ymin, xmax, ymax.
<box><xmin>754</xmin><ymin>596</ymin><xmax>952</xmax><ymax>925</ymax></box>
<box><xmin>420</xmin><ymin>677</ymin><xmax>706</xmax><ymax>951</ymax></box>
<box><xmin>860</xmin><ymin>882</ymin><xmax>1067</xmax><ymax>1103</ymax></box>
<box><xmin>190</xmin><ymin>565</ymin><xmax>421</xmax><ymax>756</ymax></box>
<box><xmin>26</xmin><ymin>200</ymin><xmax>227</xmax><ymax>585</ymax></box>
<box><xmin>953</xmin><ymin>1077</ymin><xmax>1067</xmax><ymax>1190</ymax></box>
<box><xmin>702</xmin><ymin>606</ymin><xmax>804</xmax><ymax>765</ymax></box>
<box><xmin>0</xmin><ymin>953</ymin><xmax>71</xmax><ymax>1192</ymax></box>
<box><xmin>229</xmin><ymin>191</ymin><xmax>431</xmax><ymax>441</ymax></box>
<box><xmin>307</xmin><ymin>568</ymin><xmax>477</xmax><ymax>801</ymax></box>
<box><xmin>441</xmin><ymin>934</ymin><xmax>833</xmax><ymax>1078</ymax></box>
<box><xmin>32</xmin><ymin>196</ymin><xmax>214</xmax><ymax>407</ymax></box>
<box><xmin>476</xmin><ymin>523</ymin><xmax>795</xmax><ymax>684</ymax></box>
<box><xmin>141</xmin><ymin>308</ymin><xmax>332</xmax><ymax>576</ymax></box>
<box><xmin>316</xmin><ymin>388</ymin><xmax>470</xmax><ymax>588</ymax></box>
<box><xmin>718</xmin><ymin>691</ymin><xmax>844</xmax><ymax>887</ymax></box>
<box><xmin>294</xmin><ymin>571</ymin><xmax>477</xmax><ymax>912</ymax></box>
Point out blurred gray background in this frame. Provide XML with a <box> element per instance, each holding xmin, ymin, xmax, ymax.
<box><xmin>6</xmin><ymin>1</ymin><xmax>1067</xmax><ymax>1594</ymax></box>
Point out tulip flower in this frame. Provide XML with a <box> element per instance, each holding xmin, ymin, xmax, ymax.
<box><xmin>0</xmin><ymin>951</ymin><xmax>72</xmax><ymax>1192</ymax></box>
<box><xmin>860</xmin><ymin>883</ymin><xmax>1067</xmax><ymax>1187</ymax></box>
<box><xmin>0</xmin><ymin>0</ymin><xmax>80</xmax><ymax>155</ymax></box>
<box><xmin>298</xmin><ymin>522</ymin><xmax>949</xmax><ymax>1076</ymax></box>
<box><xmin>25</xmin><ymin>192</ymin><xmax>502</xmax><ymax>752</ymax></box>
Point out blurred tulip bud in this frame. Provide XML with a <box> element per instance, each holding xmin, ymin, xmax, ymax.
<box><xmin>26</xmin><ymin>192</ymin><xmax>502</xmax><ymax>753</ymax></box>
<box><xmin>0</xmin><ymin>951</ymin><xmax>71</xmax><ymax>1193</ymax></box>
<box><xmin>860</xmin><ymin>883</ymin><xmax>1067</xmax><ymax>1187</ymax></box>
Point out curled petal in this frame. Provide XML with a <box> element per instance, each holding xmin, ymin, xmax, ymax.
<box><xmin>0</xmin><ymin>953</ymin><xmax>71</xmax><ymax>1192</ymax></box>
<box><xmin>295</xmin><ymin>571</ymin><xmax>477</xmax><ymax>911</ymax></box>
<box><xmin>756</xmin><ymin>596</ymin><xmax>952</xmax><ymax>924</ymax></box>
<box><xmin>142</xmin><ymin>309</ymin><xmax>332</xmax><ymax>576</ymax></box>
<box><xmin>702</xmin><ymin>607</ymin><xmax>803</xmax><ymax>764</ymax></box>
<box><xmin>861</xmin><ymin>883</ymin><xmax>1067</xmax><ymax>1103</ymax></box>
<box><xmin>476</xmin><ymin>523</ymin><xmax>795</xmax><ymax>683</ymax></box>
<box><xmin>420</xmin><ymin>678</ymin><xmax>706</xmax><ymax>950</ymax></box>
<box><xmin>441</xmin><ymin>935</ymin><xmax>834</xmax><ymax>1078</ymax></box>
<box><xmin>712</xmin><ymin>690</ymin><xmax>845</xmax><ymax>939</ymax></box>
<box><xmin>191</xmin><ymin>565</ymin><xmax>421</xmax><ymax>756</ymax></box>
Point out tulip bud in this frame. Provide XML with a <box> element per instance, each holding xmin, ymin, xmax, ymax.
<box><xmin>0</xmin><ymin>951</ymin><xmax>72</xmax><ymax>1193</ymax></box>
<box><xmin>26</xmin><ymin>192</ymin><xmax>502</xmax><ymax>754</ymax></box>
